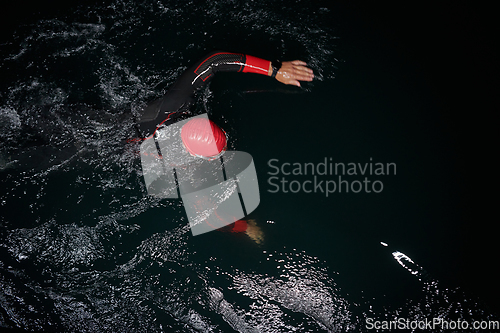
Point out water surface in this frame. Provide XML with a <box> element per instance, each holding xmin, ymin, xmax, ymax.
<box><xmin>1</xmin><ymin>1</ymin><xmax>497</xmax><ymax>332</ymax></box>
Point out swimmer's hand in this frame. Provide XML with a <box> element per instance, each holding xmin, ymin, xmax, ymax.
<box><xmin>272</xmin><ymin>60</ymin><xmax>314</xmax><ymax>87</ymax></box>
<box><xmin>245</xmin><ymin>220</ymin><xmax>264</xmax><ymax>245</ymax></box>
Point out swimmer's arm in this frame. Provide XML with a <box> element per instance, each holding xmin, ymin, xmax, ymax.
<box><xmin>154</xmin><ymin>52</ymin><xmax>314</xmax><ymax>114</ymax></box>
<box><xmin>202</xmin><ymin>51</ymin><xmax>314</xmax><ymax>88</ymax></box>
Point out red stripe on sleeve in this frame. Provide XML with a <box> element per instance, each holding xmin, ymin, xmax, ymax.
<box><xmin>242</xmin><ymin>55</ymin><xmax>271</xmax><ymax>75</ymax></box>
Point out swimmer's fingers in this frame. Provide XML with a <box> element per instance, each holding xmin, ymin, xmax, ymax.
<box><xmin>275</xmin><ymin>60</ymin><xmax>315</xmax><ymax>87</ymax></box>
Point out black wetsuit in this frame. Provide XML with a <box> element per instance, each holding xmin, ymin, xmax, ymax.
<box><xmin>136</xmin><ymin>51</ymin><xmax>271</xmax><ymax>138</ymax></box>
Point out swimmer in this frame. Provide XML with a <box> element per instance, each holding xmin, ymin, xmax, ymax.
<box><xmin>136</xmin><ymin>51</ymin><xmax>314</xmax><ymax>235</ymax></box>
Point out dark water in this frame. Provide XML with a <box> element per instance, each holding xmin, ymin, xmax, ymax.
<box><xmin>1</xmin><ymin>1</ymin><xmax>497</xmax><ymax>332</ymax></box>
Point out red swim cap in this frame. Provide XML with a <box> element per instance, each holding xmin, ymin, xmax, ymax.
<box><xmin>181</xmin><ymin>118</ymin><xmax>227</xmax><ymax>160</ymax></box>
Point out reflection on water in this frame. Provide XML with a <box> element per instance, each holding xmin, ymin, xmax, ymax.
<box><xmin>0</xmin><ymin>0</ymin><xmax>497</xmax><ymax>331</ymax></box>
<box><xmin>230</xmin><ymin>250</ymin><xmax>352</xmax><ymax>331</ymax></box>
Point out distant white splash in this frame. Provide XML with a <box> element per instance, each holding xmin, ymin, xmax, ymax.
<box><xmin>392</xmin><ymin>251</ymin><xmax>420</xmax><ymax>276</ymax></box>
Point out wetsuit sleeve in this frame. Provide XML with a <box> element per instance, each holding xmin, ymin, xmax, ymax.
<box><xmin>137</xmin><ymin>51</ymin><xmax>271</xmax><ymax>137</ymax></box>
